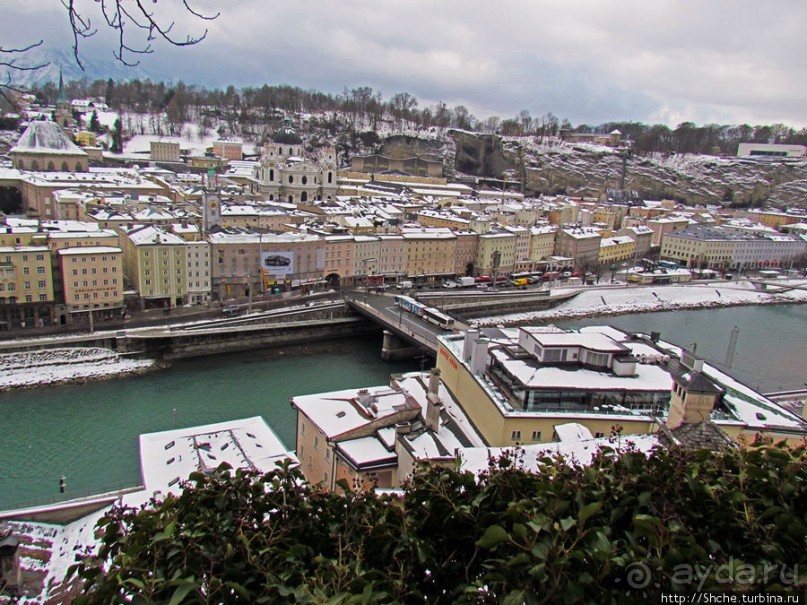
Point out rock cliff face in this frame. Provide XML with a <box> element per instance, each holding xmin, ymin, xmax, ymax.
<box><xmin>448</xmin><ymin>131</ymin><xmax>807</xmax><ymax>209</ymax></box>
<box><xmin>378</xmin><ymin>135</ymin><xmax>444</xmax><ymax>160</ymax></box>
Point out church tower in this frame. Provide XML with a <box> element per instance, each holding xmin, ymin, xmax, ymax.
<box><xmin>54</xmin><ymin>68</ymin><xmax>74</xmax><ymax>130</ymax></box>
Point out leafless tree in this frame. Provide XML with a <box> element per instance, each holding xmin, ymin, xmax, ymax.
<box><xmin>1</xmin><ymin>1</ymin><xmax>219</xmax><ymax>105</ymax></box>
<box><xmin>63</xmin><ymin>0</ymin><xmax>220</xmax><ymax>69</ymax></box>
<box><xmin>0</xmin><ymin>40</ymin><xmax>49</xmax><ymax>105</ymax></box>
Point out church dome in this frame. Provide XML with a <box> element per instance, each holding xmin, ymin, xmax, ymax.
<box><xmin>272</xmin><ymin>119</ymin><xmax>302</xmax><ymax>145</ymax></box>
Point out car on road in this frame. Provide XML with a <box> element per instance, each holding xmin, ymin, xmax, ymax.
<box><xmin>222</xmin><ymin>304</ymin><xmax>240</xmax><ymax>317</ymax></box>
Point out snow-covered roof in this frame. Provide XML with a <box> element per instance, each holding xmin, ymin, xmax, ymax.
<box><xmin>10</xmin><ymin>121</ymin><xmax>87</xmax><ymax>157</ymax></box>
<box><xmin>57</xmin><ymin>246</ymin><xmax>122</xmax><ymax>255</ymax></box>
<box><xmin>138</xmin><ymin>416</ymin><xmax>294</xmax><ymax>496</ymax></box>
<box><xmin>292</xmin><ymin>386</ymin><xmax>419</xmax><ymax>440</ymax></box>
<box><xmin>128</xmin><ymin>225</ymin><xmax>187</xmax><ymax>246</ymax></box>
<box><xmin>458</xmin><ymin>433</ymin><xmax>662</xmax><ymax>476</ymax></box>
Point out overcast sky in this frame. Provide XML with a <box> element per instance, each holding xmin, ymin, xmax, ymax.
<box><xmin>3</xmin><ymin>0</ymin><xmax>806</xmax><ymax>128</ymax></box>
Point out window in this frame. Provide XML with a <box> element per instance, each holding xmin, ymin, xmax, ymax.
<box><xmin>35</xmin><ymin>254</ymin><xmax>44</xmax><ymax>261</ymax></box>
<box><xmin>23</xmin><ymin>267</ymin><xmax>29</xmax><ymax>275</ymax></box>
<box><xmin>511</xmin><ymin>430</ymin><xmax>521</xmax><ymax>441</ymax></box>
<box><xmin>39</xmin><ymin>294</ymin><xmax>47</xmax><ymax>301</ymax></box>
<box><xmin>37</xmin><ymin>266</ymin><xmax>45</xmax><ymax>274</ymax></box>
<box><xmin>24</xmin><ymin>281</ymin><xmax>31</xmax><ymax>290</ymax></box>
<box><xmin>595</xmin><ymin>432</ymin><xmax>605</xmax><ymax>439</ymax></box>
<box><xmin>38</xmin><ymin>280</ymin><xmax>46</xmax><ymax>288</ymax></box>
<box><xmin>531</xmin><ymin>430</ymin><xmax>542</xmax><ymax>441</ymax></box>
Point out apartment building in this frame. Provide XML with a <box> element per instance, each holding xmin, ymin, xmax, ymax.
<box><xmin>554</xmin><ymin>227</ymin><xmax>602</xmax><ymax>269</ymax></box>
<box><xmin>322</xmin><ymin>235</ymin><xmax>356</xmax><ymax>285</ymax></box>
<box><xmin>209</xmin><ymin>231</ymin><xmax>324</xmax><ymax>299</ymax></box>
<box><xmin>616</xmin><ymin>225</ymin><xmax>653</xmax><ymax>258</ymax></box>
<box><xmin>149</xmin><ymin>141</ymin><xmax>181</xmax><ymax>163</ymax></box>
<box><xmin>212</xmin><ymin>139</ymin><xmax>243</xmax><ymax>161</ymax></box>
<box><xmin>122</xmin><ymin>226</ymin><xmax>188</xmax><ymax>308</ymax></box>
<box><xmin>598</xmin><ymin>235</ymin><xmax>636</xmax><ymax>265</ymax></box>
<box><xmin>528</xmin><ymin>225</ymin><xmax>558</xmax><ymax>263</ymax></box>
<box><xmin>476</xmin><ymin>231</ymin><xmax>517</xmax><ymax>276</ymax></box>
<box><xmin>660</xmin><ymin>225</ymin><xmax>806</xmax><ymax>270</ymax></box>
<box><xmin>401</xmin><ymin>229</ymin><xmax>457</xmax><ymax>280</ymax></box>
<box><xmin>354</xmin><ymin>236</ymin><xmax>382</xmax><ymax>280</ymax></box>
<box><xmin>648</xmin><ymin>217</ymin><xmax>690</xmax><ymax>246</ymax></box>
<box><xmin>291</xmin><ymin>371</ymin><xmax>484</xmax><ymax>492</ymax></box>
<box><xmin>184</xmin><ymin>240</ymin><xmax>212</xmax><ymax>305</ymax></box>
<box><xmin>453</xmin><ymin>230</ymin><xmax>479</xmax><ymax>276</ymax></box>
<box><xmin>377</xmin><ymin>234</ymin><xmax>406</xmax><ymax>279</ymax></box>
<box><xmin>220</xmin><ymin>205</ymin><xmax>292</xmax><ymax>231</ymax></box>
<box><xmin>0</xmin><ymin>246</ymin><xmax>55</xmax><ymax>328</ymax></box>
<box><xmin>57</xmin><ymin>246</ymin><xmax>124</xmax><ymax>320</ymax></box>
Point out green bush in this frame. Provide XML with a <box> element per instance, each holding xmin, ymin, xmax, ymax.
<box><xmin>71</xmin><ymin>443</ymin><xmax>807</xmax><ymax>604</ymax></box>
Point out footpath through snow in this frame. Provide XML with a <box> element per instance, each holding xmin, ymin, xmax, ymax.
<box><xmin>473</xmin><ymin>279</ymin><xmax>807</xmax><ymax>326</ymax></box>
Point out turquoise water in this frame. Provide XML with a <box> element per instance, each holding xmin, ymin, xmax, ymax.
<box><xmin>557</xmin><ymin>303</ymin><xmax>807</xmax><ymax>394</ymax></box>
<box><xmin>0</xmin><ymin>334</ymin><xmax>421</xmax><ymax>509</ymax></box>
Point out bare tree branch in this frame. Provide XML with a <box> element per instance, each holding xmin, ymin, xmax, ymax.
<box><xmin>61</xmin><ymin>0</ymin><xmax>97</xmax><ymax>70</ymax></box>
<box><xmin>70</xmin><ymin>0</ymin><xmax>221</xmax><ymax>68</ymax></box>
<box><xmin>0</xmin><ymin>2</ymin><xmax>220</xmax><ymax>105</ymax></box>
<box><xmin>0</xmin><ymin>40</ymin><xmax>50</xmax><ymax>109</ymax></box>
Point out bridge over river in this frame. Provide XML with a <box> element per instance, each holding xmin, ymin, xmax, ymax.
<box><xmin>344</xmin><ymin>288</ymin><xmax>580</xmax><ymax>359</ymax></box>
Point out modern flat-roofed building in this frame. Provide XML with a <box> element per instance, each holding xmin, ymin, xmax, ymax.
<box><xmin>435</xmin><ymin>325</ymin><xmax>807</xmax><ymax>447</ymax></box>
<box><xmin>737</xmin><ymin>143</ymin><xmax>806</xmax><ymax>158</ymax></box>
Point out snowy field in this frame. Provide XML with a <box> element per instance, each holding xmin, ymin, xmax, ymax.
<box><xmin>0</xmin><ymin>347</ymin><xmax>155</xmax><ymax>391</ymax></box>
<box><xmin>473</xmin><ymin>280</ymin><xmax>807</xmax><ymax>326</ymax></box>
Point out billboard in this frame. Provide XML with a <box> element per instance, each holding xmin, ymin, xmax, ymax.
<box><xmin>261</xmin><ymin>251</ymin><xmax>294</xmax><ymax>276</ymax></box>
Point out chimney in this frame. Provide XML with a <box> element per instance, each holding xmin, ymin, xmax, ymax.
<box><xmin>425</xmin><ymin>368</ymin><xmax>442</xmax><ymax>432</ymax></box>
<box><xmin>470</xmin><ymin>338</ymin><xmax>490</xmax><ymax>376</ymax></box>
<box><xmin>463</xmin><ymin>329</ymin><xmax>479</xmax><ymax>362</ymax></box>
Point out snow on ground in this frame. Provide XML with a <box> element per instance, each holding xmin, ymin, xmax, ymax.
<box><xmin>473</xmin><ymin>280</ymin><xmax>807</xmax><ymax>326</ymax></box>
<box><xmin>0</xmin><ymin>347</ymin><xmax>155</xmax><ymax>391</ymax></box>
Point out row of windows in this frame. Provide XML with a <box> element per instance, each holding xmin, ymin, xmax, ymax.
<box><xmin>71</xmin><ymin>267</ymin><xmax>117</xmax><ymax>275</ymax></box>
<box><xmin>511</xmin><ymin>430</ymin><xmax>542</xmax><ymax>442</ymax></box>
<box><xmin>72</xmin><ymin>279</ymin><xmax>118</xmax><ymax>287</ymax></box>
<box><xmin>71</xmin><ymin>256</ymin><xmax>114</xmax><ymax>263</ymax></box>
<box><xmin>19</xmin><ymin>266</ymin><xmax>46</xmax><ymax>275</ymax></box>
<box><xmin>73</xmin><ymin>291</ymin><xmax>119</xmax><ymax>300</ymax></box>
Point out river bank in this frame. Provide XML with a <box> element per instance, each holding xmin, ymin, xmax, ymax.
<box><xmin>473</xmin><ymin>280</ymin><xmax>807</xmax><ymax>326</ymax></box>
<box><xmin>0</xmin><ymin>348</ymin><xmax>158</xmax><ymax>392</ymax></box>
<box><xmin>2</xmin><ymin>280</ymin><xmax>805</xmax><ymax>390</ymax></box>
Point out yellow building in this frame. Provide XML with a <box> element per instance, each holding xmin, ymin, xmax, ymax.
<box><xmin>528</xmin><ymin>226</ymin><xmax>557</xmax><ymax>262</ymax></box>
<box><xmin>73</xmin><ymin>131</ymin><xmax>97</xmax><ymax>147</ymax></box>
<box><xmin>122</xmin><ymin>226</ymin><xmax>188</xmax><ymax>309</ymax></box>
<box><xmin>0</xmin><ymin>245</ymin><xmax>55</xmax><ymax>327</ymax></box>
<box><xmin>401</xmin><ymin>228</ymin><xmax>457</xmax><ymax>280</ymax></box>
<box><xmin>57</xmin><ymin>246</ymin><xmax>124</xmax><ymax>319</ymax></box>
<box><xmin>598</xmin><ymin>235</ymin><xmax>636</xmax><ymax>265</ymax></box>
<box><xmin>476</xmin><ymin>231</ymin><xmax>517</xmax><ymax>276</ymax></box>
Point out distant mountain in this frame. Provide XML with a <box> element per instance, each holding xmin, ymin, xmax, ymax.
<box><xmin>4</xmin><ymin>47</ymin><xmax>150</xmax><ymax>88</ymax></box>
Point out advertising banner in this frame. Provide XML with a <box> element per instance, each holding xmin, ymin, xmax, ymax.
<box><xmin>261</xmin><ymin>251</ymin><xmax>294</xmax><ymax>275</ymax></box>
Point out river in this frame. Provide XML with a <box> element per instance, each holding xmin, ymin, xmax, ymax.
<box><xmin>0</xmin><ymin>335</ymin><xmax>422</xmax><ymax>510</ymax></box>
<box><xmin>0</xmin><ymin>303</ymin><xmax>804</xmax><ymax>510</ymax></box>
